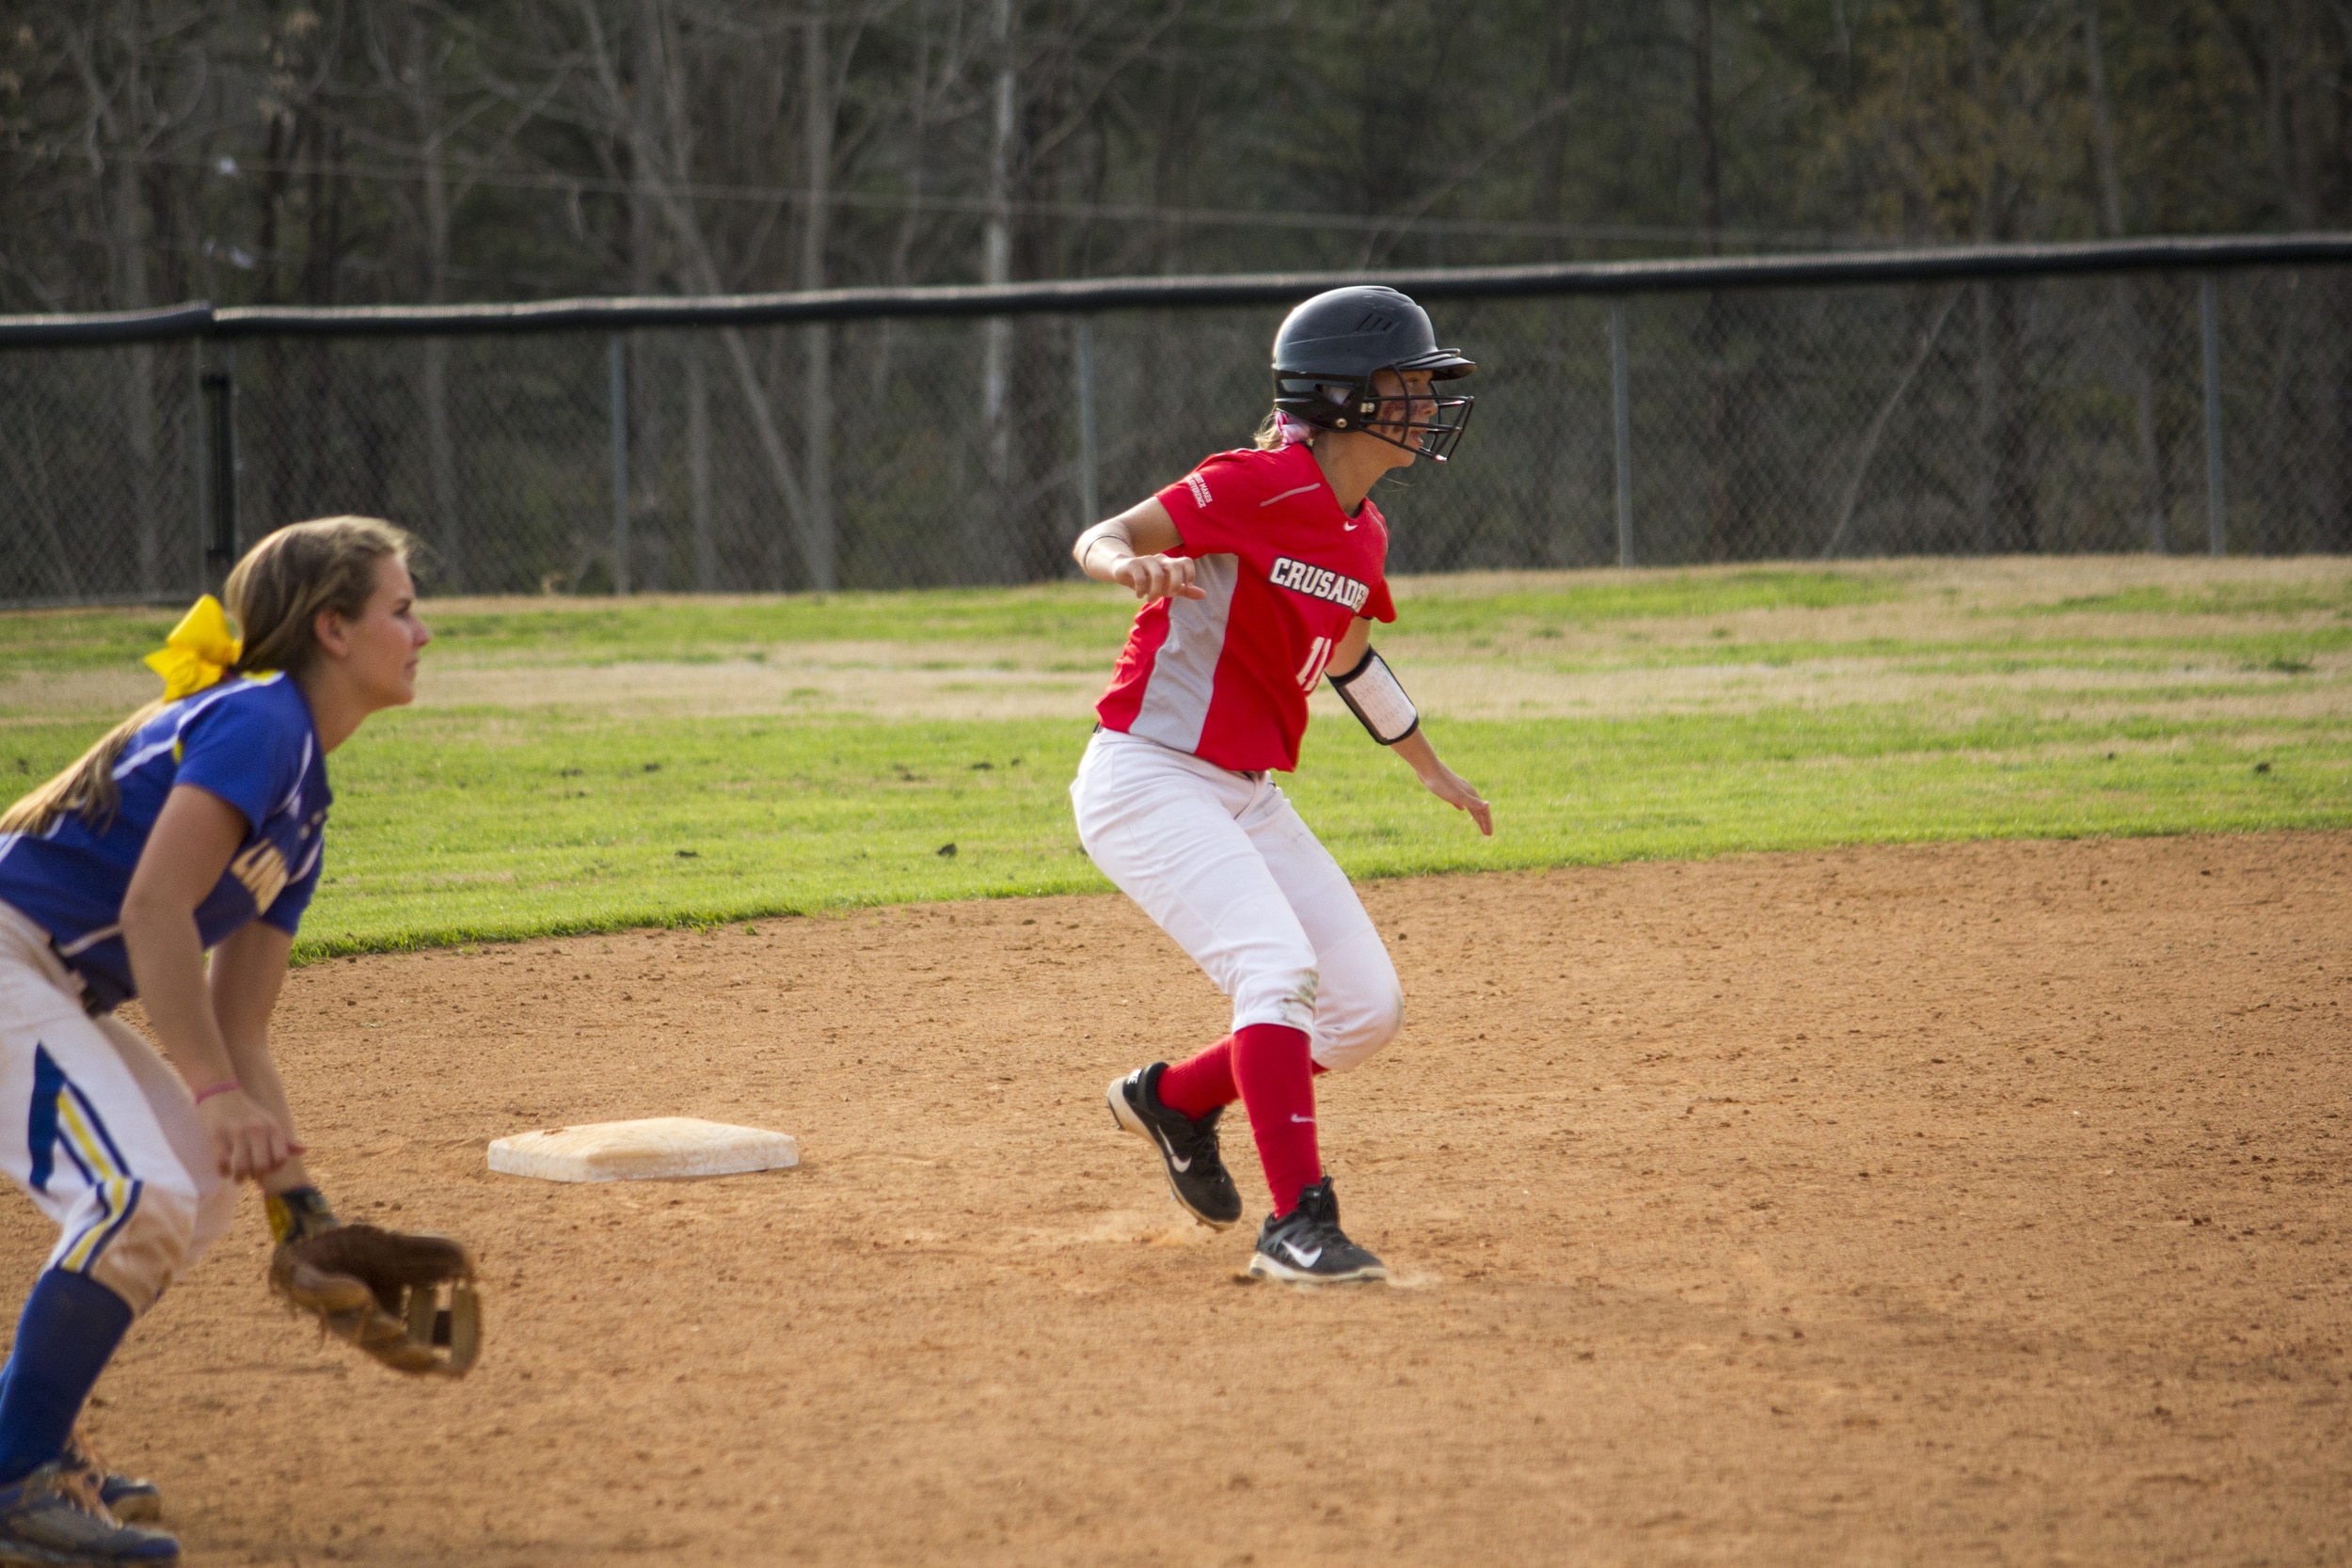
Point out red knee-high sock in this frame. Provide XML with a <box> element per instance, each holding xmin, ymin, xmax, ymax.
<box><xmin>1155</xmin><ymin>1036</ymin><xmax>1235</xmax><ymax>1119</ymax></box>
<box><xmin>1160</xmin><ymin>1037</ymin><xmax>1330</xmax><ymax>1122</ymax></box>
<box><xmin>1230</xmin><ymin>1022</ymin><xmax>1320</xmax><ymax>1217</ymax></box>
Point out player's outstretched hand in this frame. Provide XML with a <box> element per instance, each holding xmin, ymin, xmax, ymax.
<box><xmin>197</xmin><ymin>1087</ymin><xmax>300</xmax><ymax>1180</ymax></box>
<box><xmin>1112</xmin><ymin>553</ymin><xmax>1208</xmax><ymax>603</ymax></box>
<box><xmin>1419</xmin><ymin>763</ymin><xmax>1493</xmax><ymax>836</ymax></box>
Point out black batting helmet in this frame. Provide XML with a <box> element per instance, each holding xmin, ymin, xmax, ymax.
<box><xmin>1271</xmin><ymin>286</ymin><xmax>1476</xmax><ymax>462</ymax></box>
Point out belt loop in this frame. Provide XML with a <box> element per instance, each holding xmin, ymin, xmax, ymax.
<box><xmin>48</xmin><ymin>938</ymin><xmax>112</xmax><ymax>1018</ymax></box>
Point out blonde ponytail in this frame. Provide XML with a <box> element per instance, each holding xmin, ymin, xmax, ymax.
<box><xmin>0</xmin><ymin>516</ymin><xmax>411</xmax><ymax>837</ymax></box>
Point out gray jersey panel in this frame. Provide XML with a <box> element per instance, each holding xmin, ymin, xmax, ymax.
<box><xmin>1128</xmin><ymin>554</ymin><xmax>1239</xmax><ymax>754</ymax></box>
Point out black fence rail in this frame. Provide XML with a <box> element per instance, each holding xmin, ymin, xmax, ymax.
<box><xmin>6</xmin><ymin>235</ymin><xmax>2349</xmax><ymax>608</ymax></box>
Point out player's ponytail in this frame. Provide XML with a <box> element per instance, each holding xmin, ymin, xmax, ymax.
<box><xmin>1254</xmin><ymin>409</ymin><xmax>1319</xmax><ymax>451</ymax></box>
<box><xmin>0</xmin><ymin>516</ymin><xmax>412</xmax><ymax>838</ymax></box>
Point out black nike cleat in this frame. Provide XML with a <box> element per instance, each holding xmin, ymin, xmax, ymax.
<box><xmin>1248</xmin><ymin>1177</ymin><xmax>1388</xmax><ymax>1284</ymax></box>
<box><xmin>1106</xmin><ymin>1063</ymin><xmax>1244</xmax><ymax>1229</ymax></box>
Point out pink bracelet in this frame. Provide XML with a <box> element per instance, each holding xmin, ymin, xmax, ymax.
<box><xmin>193</xmin><ymin>1081</ymin><xmax>242</xmax><ymax>1104</ymax></box>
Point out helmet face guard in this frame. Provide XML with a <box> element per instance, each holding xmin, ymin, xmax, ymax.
<box><xmin>1274</xmin><ymin>367</ymin><xmax>1476</xmax><ymax>463</ymax></box>
<box><xmin>1270</xmin><ymin>285</ymin><xmax>1477</xmax><ymax>463</ymax></box>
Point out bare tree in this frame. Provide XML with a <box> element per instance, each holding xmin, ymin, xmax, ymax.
<box><xmin>1691</xmin><ymin>0</ymin><xmax>1749</xmax><ymax>561</ymax></box>
<box><xmin>381</xmin><ymin>5</ymin><xmax>467</xmax><ymax>586</ymax></box>
<box><xmin>2082</xmin><ymin>0</ymin><xmax>2166</xmax><ymax>553</ymax></box>
<box><xmin>802</xmin><ymin>9</ymin><xmax>836</xmax><ymax>586</ymax></box>
<box><xmin>65</xmin><ymin>2</ymin><xmax>197</xmax><ymax>592</ymax></box>
<box><xmin>569</xmin><ymin>0</ymin><xmax>827</xmax><ymax>589</ymax></box>
<box><xmin>970</xmin><ymin>0</ymin><xmax>1016</xmax><ymax>583</ymax></box>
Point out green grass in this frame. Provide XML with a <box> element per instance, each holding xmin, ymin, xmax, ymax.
<box><xmin>0</xmin><ymin>589</ymin><xmax>1136</xmax><ymax>674</ymax></box>
<box><xmin>0</xmin><ymin>568</ymin><xmax>1899</xmax><ymax>674</ymax></box>
<box><xmin>1454</xmin><ymin>627</ymin><xmax>2352</xmax><ymax>674</ymax></box>
<box><xmin>2012</xmin><ymin>580</ymin><xmax>2352</xmax><ymax>618</ymax></box>
<box><xmin>8</xmin><ymin>704</ymin><xmax>2347</xmax><ymax>960</ymax></box>
<box><xmin>5</xmin><ymin>559</ymin><xmax>2348</xmax><ymax>960</ymax></box>
<box><xmin>0</xmin><ymin>605</ymin><xmax>184</xmax><ymax>676</ymax></box>
<box><xmin>1369</xmin><ymin>568</ymin><xmax>1899</xmax><ymax>633</ymax></box>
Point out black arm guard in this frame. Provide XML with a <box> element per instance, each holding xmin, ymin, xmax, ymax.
<box><xmin>1328</xmin><ymin>647</ymin><xmax>1420</xmax><ymax>745</ymax></box>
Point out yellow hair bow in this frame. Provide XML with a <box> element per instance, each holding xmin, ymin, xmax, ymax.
<box><xmin>144</xmin><ymin>594</ymin><xmax>243</xmax><ymax>701</ymax></box>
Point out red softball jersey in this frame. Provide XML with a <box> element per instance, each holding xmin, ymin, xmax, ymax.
<box><xmin>1095</xmin><ymin>441</ymin><xmax>1396</xmax><ymax>773</ymax></box>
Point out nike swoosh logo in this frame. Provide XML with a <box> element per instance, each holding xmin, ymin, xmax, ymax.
<box><xmin>1343</xmin><ymin>520</ymin><xmax>1359</xmax><ymax>531</ymax></box>
<box><xmin>1281</xmin><ymin>1241</ymin><xmax>1324</xmax><ymax>1267</ymax></box>
<box><xmin>1168</xmin><ymin>1151</ymin><xmax>1193</xmax><ymax>1172</ymax></box>
<box><xmin>1290</xmin><ymin>1114</ymin><xmax>1315</xmax><ymax>1123</ymax></box>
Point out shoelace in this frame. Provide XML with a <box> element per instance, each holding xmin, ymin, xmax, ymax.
<box><xmin>1296</xmin><ymin>1182</ymin><xmax>1341</xmax><ymax>1230</ymax></box>
<box><xmin>57</xmin><ymin>1423</ymin><xmax>145</xmax><ymax>1526</ymax></box>
<box><xmin>1284</xmin><ymin>1194</ymin><xmax>1373</xmax><ymax>1264</ymax></box>
<box><xmin>1165</xmin><ymin>1108</ymin><xmax>1222</xmax><ymax>1165</ymax></box>
<box><xmin>42</xmin><ymin>1462</ymin><xmax>109</xmax><ymax>1518</ymax></box>
<box><xmin>61</xmin><ymin>1423</ymin><xmax>105</xmax><ymax>1465</ymax></box>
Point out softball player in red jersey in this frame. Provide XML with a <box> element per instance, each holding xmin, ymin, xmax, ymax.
<box><xmin>1073</xmin><ymin>286</ymin><xmax>1489</xmax><ymax>1284</ymax></box>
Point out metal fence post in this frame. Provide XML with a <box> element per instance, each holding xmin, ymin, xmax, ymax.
<box><xmin>187</xmin><ymin>345</ymin><xmax>209</xmax><ymax>595</ymax></box>
<box><xmin>199</xmin><ymin>355</ymin><xmax>238</xmax><ymax>590</ymax></box>
<box><xmin>1610</xmin><ymin>300</ymin><xmax>1634</xmax><ymax>568</ymax></box>
<box><xmin>687</xmin><ymin>341</ymin><xmax>715</xmax><ymax>593</ymax></box>
<box><xmin>1075</xmin><ymin>317</ymin><xmax>1100</xmax><ymax>539</ymax></box>
<box><xmin>608</xmin><ymin>333</ymin><xmax>630</xmax><ymax>594</ymax></box>
<box><xmin>2200</xmin><ymin>276</ymin><xmax>2226</xmax><ymax>556</ymax></box>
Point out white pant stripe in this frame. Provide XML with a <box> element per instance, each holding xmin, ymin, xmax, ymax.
<box><xmin>1</xmin><ymin>901</ymin><xmax>233</xmax><ymax>1313</ymax></box>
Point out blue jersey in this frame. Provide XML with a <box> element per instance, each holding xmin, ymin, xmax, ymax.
<box><xmin>0</xmin><ymin>674</ymin><xmax>331</xmax><ymax>1011</ymax></box>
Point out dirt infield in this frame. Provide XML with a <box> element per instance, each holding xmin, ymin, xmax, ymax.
<box><xmin>16</xmin><ymin>832</ymin><xmax>2351</xmax><ymax>1566</ymax></box>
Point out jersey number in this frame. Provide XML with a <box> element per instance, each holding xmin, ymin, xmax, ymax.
<box><xmin>1295</xmin><ymin>636</ymin><xmax>1336</xmax><ymax>692</ymax></box>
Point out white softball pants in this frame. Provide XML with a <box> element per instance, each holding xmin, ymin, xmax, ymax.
<box><xmin>0</xmin><ymin>901</ymin><xmax>233</xmax><ymax>1315</ymax></box>
<box><xmin>1071</xmin><ymin>727</ymin><xmax>1403</xmax><ymax>1070</ymax></box>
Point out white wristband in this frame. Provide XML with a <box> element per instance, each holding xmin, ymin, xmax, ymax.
<box><xmin>1083</xmin><ymin>536</ymin><xmax>1125</xmax><ymax>578</ymax></box>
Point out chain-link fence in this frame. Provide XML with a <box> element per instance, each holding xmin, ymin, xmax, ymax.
<box><xmin>7</xmin><ymin>242</ymin><xmax>2350</xmax><ymax>608</ymax></box>
<box><xmin>1</xmin><ymin>336</ymin><xmax>207</xmax><ymax>607</ymax></box>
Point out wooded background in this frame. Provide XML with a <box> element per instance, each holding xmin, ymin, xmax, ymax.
<box><xmin>5</xmin><ymin>0</ymin><xmax>2345</xmax><ymax>316</ymax></box>
<box><xmin>7</xmin><ymin>3</ymin><xmax>2351</xmax><ymax>605</ymax></box>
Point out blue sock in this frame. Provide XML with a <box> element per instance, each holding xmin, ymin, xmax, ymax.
<box><xmin>0</xmin><ymin>1270</ymin><xmax>134</xmax><ymax>1488</ymax></box>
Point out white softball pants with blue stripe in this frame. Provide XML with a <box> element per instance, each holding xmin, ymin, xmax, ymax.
<box><xmin>0</xmin><ymin>902</ymin><xmax>233</xmax><ymax>1315</ymax></box>
<box><xmin>1071</xmin><ymin>727</ymin><xmax>1404</xmax><ymax>1070</ymax></box>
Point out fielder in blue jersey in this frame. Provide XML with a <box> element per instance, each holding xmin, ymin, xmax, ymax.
<box><xmin>0</xmin><ymin>517</ymin><xmax>428</xmax><ymax>1566</ymax></box>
